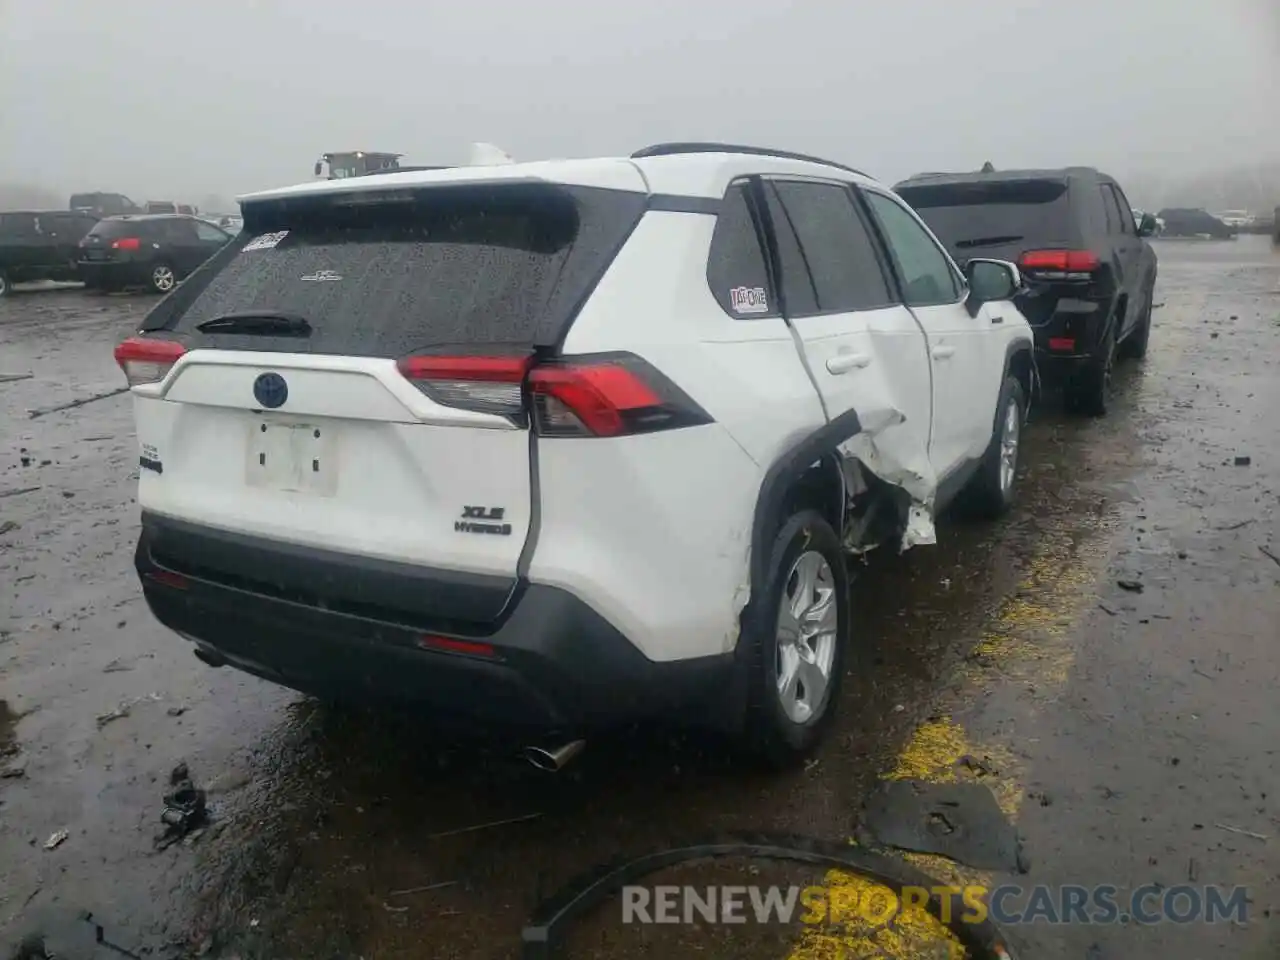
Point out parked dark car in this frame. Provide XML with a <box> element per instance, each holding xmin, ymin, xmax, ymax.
<box><xmin>70</xmin><ymin>192</ymin><xmax>141</xmax><ymax>217</ymax></box>
<box><xmin>1157</xmin><ymin>208</ymin><xmax>1236</xmax><ymax>240</ymax></box>
<box><xmin>77</xmin><ymin>215</ymin><xmax>233</xmax><ymax>294</ymax></box>
<box><xmin>0</xmin><ymin>210</ymin><xmax>100</xmax><ymax>297</ymax></box>
<box><xmin>894</xmin><ymin>167</ymin><xmax>1158</xmax><ymax>416</ymax></box>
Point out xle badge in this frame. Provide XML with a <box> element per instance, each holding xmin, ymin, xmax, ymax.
<box><xmin>455</xmin><ymin>506</ymin><xmax>511</xmax><ymax>536</ymax></box>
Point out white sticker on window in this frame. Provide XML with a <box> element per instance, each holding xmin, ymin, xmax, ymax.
<box><xmin>729</xmin><ymin>286</ymin><xmax>769</xmax><ymax>314</ymax></box>
<box><xmin>242</xmin><ymin>230</ymin><xmax>289</xmax><ymax>252</ymax></box>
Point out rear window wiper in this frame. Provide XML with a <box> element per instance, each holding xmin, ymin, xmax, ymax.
<box><xmin>955</xmin><ymin>235</ymin><xmax>1024</xmax><ymax>249</ymax></box>
<box><xmin>194</xmin><ymin>312</ymin><xmax>312</xmax><ymax>336</ymax></box>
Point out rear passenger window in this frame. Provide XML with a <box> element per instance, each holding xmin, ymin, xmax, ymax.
<box><xmin>706</xmin><ymin>182</ymin><xmax>775</xmax><ymax>318</ymax></box>
<box><xmin>769</xmin><ymin>181</ymin><xmax>894</xmax><ymax>313</ymax></box>
<box><xmin>761</xmin><ymin>186</ymin><xmax>820</xmax><ymax>317</ymax></box>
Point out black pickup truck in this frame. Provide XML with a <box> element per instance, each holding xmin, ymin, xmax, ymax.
<box><xmin>0</xmin><ymin>211</ymin><xmax>100</xmax><ymax>297</ymax></box>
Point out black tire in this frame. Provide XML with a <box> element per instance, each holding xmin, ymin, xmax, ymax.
<box><xmin>1066</xmin><ymin>321</ymin><xmax>1116</xmax><ymax>417</ymax></box>
<box><xmin>1118</xmin><ymin>281</ymin><xmax>1154</xmax><ymax>361</ymax></box>
<box><xmin>148</xmin><ymin>261</ymin><xmax>178</xmax><ymax>294</ymax></box>
<box><xmin>738</xmin><ymin>510</ymin><xmax>850</xmax><ymax>769</ymax></box>
<box><xmin>0</xmin><ymin>269</ymin><xmax>10</xmax><ymax>298</ymax></box>
<box><xmin>963</xmin><ymin>375</ymin><xmax>1026</xmax><ymax>519</ymax></box>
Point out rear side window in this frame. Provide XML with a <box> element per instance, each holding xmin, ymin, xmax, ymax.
<box><xmin>88</xmin><ymin>219</ymin><xmax>144</xmax><ymax>239</ymax></box>
<box><xmin>145</xmin><ymin>183</ymin><xmax>647</xmax><ymax>354</ymax></box>
<box><xmin>895</xmin><ymin>179</ymin><xmax>1075</xmax><ymax>250</ymax></box>
<box><xmin>0</xmin><ymin>213</ymin><xmax>38</xmax><ymax>237</ymax></box>
<box><xmin>706</xmin><ymin>182</ymin><xmax>775</xmax><ymax>318</ymax></box>
<box><xmin>769</xmin><ymin>181</ymin><xmax>895</xmax><ymax>313</ymax></box>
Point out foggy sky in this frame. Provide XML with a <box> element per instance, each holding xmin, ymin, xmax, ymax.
<box><xmin>2</xmin><ymin>0</ymin><xmax>1278</xmax><ymax>205</ymax></box>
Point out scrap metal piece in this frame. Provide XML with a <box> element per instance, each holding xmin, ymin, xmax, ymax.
<box><xmin>857</xmin><ymin>780</ymin><xmax>1025</xmax><ymax>873</ymax></box>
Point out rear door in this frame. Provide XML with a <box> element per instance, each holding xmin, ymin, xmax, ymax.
<box><xmin>43</xmin><ymin>213</ymin><xmax>94</xmax><ymax>271</ymax></box>
<box><xmin>131</xmin><ymin>181</ymin><xmax>646</xmax><ymax>620</ymax></box>
<box><xmin>191</xmin><ymin>219</ymin><xmax>233</xmax><ymax>267</ymax></box>
<box><xmin>1100</xmin><ymin>182</ymin><xmax>1142</xmax><ymax>338</ymax></box>
<box><xmin>759</xmin><ymin>178</ymin><xmax>933</xmax><ymax>455</ymax></box>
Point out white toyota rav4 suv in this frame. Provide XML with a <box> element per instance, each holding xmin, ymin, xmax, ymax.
<box><xmin>115</xmin><ymin>143</ymin><xmax>1035</xmax><ymax>766</ymax></box>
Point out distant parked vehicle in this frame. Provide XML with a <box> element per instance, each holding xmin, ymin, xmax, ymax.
<box><xmin>1215</xmin><ymin>210</ymin><xmax>1254</xmax><ymax>229</ymax></box>
<box><xmin>77</xmin><ymin>214</ymin><xmax>233</xmax><ymax>294</ymax></box>
<box><xmin>0</xmin><ymin>210</ymin><xmax>99</xmax><ymax>297</ymax></box>
<box><xmin>895</xmin><ymin>165</ymin><xmax>1159</xmax><ymax>417</ymax></box>
<box><xmin>1157</xmin><ymin>208</ymin><xmax>1236</xmax><ymax>240</ymax></box>
<box><xmin>70</xmin><ymin>192</ymin><xmax>141</xmax><ymax>217</ymax></box>
<box><xmin>145</xmin><ymin>201</ymin><xmax>178</xmax><ymax>215</ymax></box>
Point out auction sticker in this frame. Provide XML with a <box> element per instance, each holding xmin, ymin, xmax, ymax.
<box><xmin>729</xmin><ymin>285</ymin><xmax>769</xmax><ymax>314</ymax></box>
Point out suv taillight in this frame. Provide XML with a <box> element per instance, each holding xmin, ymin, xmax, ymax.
<box><xmin>396</xmin><ymin>352</ymin><xmax>712</xmax><ymax>438</ymax></box>
<box><xmin>114</xmin><ymin>337</ymin><xmax>186</xmax><ymax>386</ymax></box>
<box><xmin>1018</xmin><ymin>249</ymin><xmax>1099</xmax><ymax>281</ymax></box>
<box><xmin>111</xmin><ymin>237</ymin><xmax>142</xmax><ymax>251</ymax></box>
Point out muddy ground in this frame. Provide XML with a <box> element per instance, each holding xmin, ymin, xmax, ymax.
<box><xmin>1</xmin><ymin>238</ymin><xmax>1277</xmax><ymax>959</ymax></box>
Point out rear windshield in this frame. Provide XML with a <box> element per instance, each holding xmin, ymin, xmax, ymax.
<box><xmin>145</xmin><ymin>183</ymin><xmax>646</xmax><ymax>355</ymax></box>
<box><xmin>895</xmin><ymin>179</ymin><xmax>1073</xmax><ymax>250</ymax></box>
<box><xmin>88</xmin><ymin>219</ymin><xmax>150</xmax><ymax>239</ymax></box>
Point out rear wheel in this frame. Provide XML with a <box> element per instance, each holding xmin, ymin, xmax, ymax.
<box><xmin>1118</xmin><ymin>281</ymin><xmax>1154</xmax><ymax>361</ymax></box>
<box><xmin>149</xmin><ymin>262</ymin><xmax>177</xmax><ymax>294</ymax></box>
<box><xmin>963</xmin><ymin>375</ymin><xmax>1025</xmax><ymax>518</ymax></box>
<box><xmin>1066</xmin><ymin>322</ymin><xmax>1115</xmax><ymax>417</ymax></box>
<box><xmin>739</xmin><ymin>510</ymin><xmax>850</xmax><ymax>769</ymax></box>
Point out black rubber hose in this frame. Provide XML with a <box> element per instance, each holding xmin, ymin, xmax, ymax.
<box><xmin>521</xmin><ymin>832</ymin><xmax>1018</xmax><ymax>959</ymax></box>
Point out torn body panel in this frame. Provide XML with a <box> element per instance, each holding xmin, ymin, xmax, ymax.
<box><xmin>837</xmin><ymin>405</ymin><xmax>939</xmax><ymax>553</ymax></box>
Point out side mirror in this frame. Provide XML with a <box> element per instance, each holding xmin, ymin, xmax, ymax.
<box><xmin>963</xmin><ymin>258</ymin><xmax>1022</xmax><ymax>316</ymax></box>
<box><xmin>314</xmin><ymin>161</ymin><xmax>323</xmax><ymax>177</ymax></box>
<box><xmin>1137</xmin><ymin>213</ymin><xmax>1158</xmax><ymax>238</ymax></box>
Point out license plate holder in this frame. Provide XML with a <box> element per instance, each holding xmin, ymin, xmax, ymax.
<box><xmin>245</xmin><ymin>420</ymin><xmax>338</xmax><ymax>496</ymax></box>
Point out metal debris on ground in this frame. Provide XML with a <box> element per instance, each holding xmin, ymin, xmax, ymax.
<box><xmin>1258</xmin><ymin>545</ymin><xmax>1280</xmax><ymax>569</ymax></box>
<box><xmin>0</xmin><ymin>486</ymin><xmax>40</xmax><ymax>499</ymax></box>
<box><xmin>43</xmin><ymin>830</ymin><xmax>68</xmax><ymax>850</ymax></box>
<box><xmin>387</xmin><ymin>880</ymin><xmax>457</xmax><ymax>898</ymax></box>
<box><xmin>856</xmin><ymin>780</ymin><xmax>1026</xmax><ymax>873</ymax></box>
<box><xmin>95</xmin><ymin>693</ymin><xmax>162</xmax><ymax>728</ymax></box>
<box><xmin>0</xmin><ymin>521</ymin><xmax>19</xmax><ymax>536</ymax></box>
<box><xmin>1214</xmin><ymin>822</ymin><xmax>1268</xmax><ymax>842</ymax></box>
<box><xmin>156</xmin><ymin>762</ymin><xmax>209</xmax><ymax>851</ymax></box>
<box><xmin>1116</xmin><ymin>579</ymin><xmax>1144</xmax><ymax>593</ymax></box>
<box><xmin>27</xmin><ymin>386</ymin><xmax>130</xmax><ymax>420</ymax></box>
<box><xmin>1233</xmin><ymin>456</ymin><xmax>1251</xmax><ymax>466</ymax></box>
<box><xmin>427</xmin><ymin>812</ymin><xmax>541</xmax><ymax>839</ymax></box>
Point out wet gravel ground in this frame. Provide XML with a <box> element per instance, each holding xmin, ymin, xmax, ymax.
<box><xmin>1</xmin><ymin>238</ymin><xmax>1277</xmax><ymax>959</ymax></box>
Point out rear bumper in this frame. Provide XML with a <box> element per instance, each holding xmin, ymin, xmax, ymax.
<box><xmin>135</xmin><ymin>513</ymin><xmax>738</xmax><ymax>734</ymax></box>
<box><xmin>77</xmin><ymin>259</ymin><xmax>151</xmax><ymax>286</ymax></box>
<box><xmin>1023</xmin><ymin>294</ymin><xmax>1112</xmax><ymax>378</ymax></box>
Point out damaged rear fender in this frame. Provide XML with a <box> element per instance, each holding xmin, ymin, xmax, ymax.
<box><xmin>746</xmin><ymin>405</ymin><xmax>940</xmax><ymax>599</ymax></box>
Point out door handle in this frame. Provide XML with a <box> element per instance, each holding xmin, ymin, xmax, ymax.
<box><xmin>989</xmin><ymin>315</ymin><xmax>1004</xmax><ymax>324</ymax></box>
<box><xmin>826</xmin><ymin>353</ymin><xmax>872</xmax><ymax>374</ymax></box>
<box><xmin>931</xmin><ymin>346</ymin><xmax>956</xmax><ymax>360</ymax></box>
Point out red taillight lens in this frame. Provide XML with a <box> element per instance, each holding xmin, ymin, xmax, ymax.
<box><xmin>528</xmin><ymin>354</ymin><xmax>712</xmax><ymax>438</ymax></box>
<box><xmin>1018</xmin><ymin>249</ymin><xmax>1099</xmax><ymax>278</ymax></box>
<box><xmin>396</xmin><ymin>354</ymin><xmax>531</xmax><ymax>419</ymax></box>
<box><xmin>112</xmin><ymin>237</ymin><xmax>141</xmax><ymax>251</ymax></box>
<box><xmin>1048</xmin><ymin>337</ymin><xmax>1076</xmax><ymax>351</ymax></box>
<box><xmin>396</xmin><ymin>351</ymin><xmax>712</xmax><ymax>438</ymax></box>
<box><xmin>114</xmin><ymin>336</ymin><xmax>186</xmax><ymax>387</ymax></box>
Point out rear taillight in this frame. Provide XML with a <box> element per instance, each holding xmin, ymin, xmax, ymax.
<box><xmin>396</xmin><ymin>351</ymin><xmax>712</xmax><ymax>438</ymax></box>
<box><xmin>112</xmin><ymin>237</ymin><xmax>141</xmax><ymax>251</ymax></box>
<box><xmin>114</xmin><ymin>336</ymin><xmax>186</xmax><ymax>386</ymax></box>
<box><xmin>397</xmin><ymin>354</ymin><xmax>531</xmax><ymax>419</ymax></box>
<box><xmin>1018</xmin><ymin>249</ymin><xmax>1099</xmax><ymax>281</ymax></box>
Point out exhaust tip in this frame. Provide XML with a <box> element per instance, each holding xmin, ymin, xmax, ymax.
<box><xmin>521</xmin><ymin>739</ymin><xmax>585</xmax><ymax>772</ymax></box>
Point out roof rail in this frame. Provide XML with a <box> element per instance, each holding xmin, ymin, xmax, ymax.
<box><xmin>631</xmin><ymin>142</ymin><xmax>870</xmax><ymax>178</ymax></box>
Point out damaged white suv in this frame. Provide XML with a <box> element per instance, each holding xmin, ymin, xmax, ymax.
<box><xmin>115</xmin><ymin>143</ymin><xmax>1034</xmax><ymax>766</ymax></box>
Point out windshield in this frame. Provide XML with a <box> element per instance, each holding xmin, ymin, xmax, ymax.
<box><xmin>148</xmin><ymin>183</ymin><xmax>646</xmax><ymax>355</ymax></box>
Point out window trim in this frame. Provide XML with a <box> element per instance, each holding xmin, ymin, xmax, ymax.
<box><xmin>857</xmin><ymin>186</ymin><xmax>969</xmax><ymax>309</ymax></box>
<box><xmin>1106</xmin><ymin>182</ymin><xmax>1136</xmax><ymax>235</ymax></box>
<box><xmin>757</xmin><ymin>175</ymin><xmax>901</xmax><ymax>320</ymax></box>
